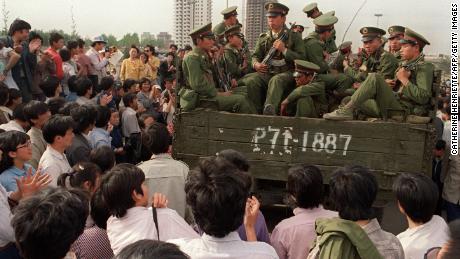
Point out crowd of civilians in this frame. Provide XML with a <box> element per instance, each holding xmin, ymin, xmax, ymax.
<box><xmin>0</xmin><ymin>18</ymin><xmax>459</xmax><ymax>259</ymax></box>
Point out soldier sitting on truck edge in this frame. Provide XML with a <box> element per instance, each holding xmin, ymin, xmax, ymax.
<box><xmin>324</xmin><ymin>28</ymin><xmax>434</xmax><ymax>120</ymax></box>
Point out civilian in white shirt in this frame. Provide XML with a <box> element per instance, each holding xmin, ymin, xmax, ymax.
<box><xmin>86</xmin><ymin>36</ymin><xmax>110</xmax><ymax>84</ymax></box>
<box><xmin>100</xmin><ymin>164</ymin><xmax>199</xmax><ymax>255</ymax></box>
<box><xmin>23</xmin><ymin>101</ymin><xmax>51</xmax><ymax>169</ymax></box>
<box><xmin>138</xmin><ymin>122</ymin><xmax>188</xmax><ymax>218</ymax></box>
<box><xmin>39</xmin><ymin>115</ymin><xmax>75</xmax><ymax>186</ymax></box>
<box><xmin>168</xmin><ymin>157</ymin><xmax>278</xmax><ymax>259</ymax></box>
<box><xmin>0</xmin><ymin>103</ymin><xmax>28</xmax><ymax>132</ymax></box>
<box><xmin>394</xmin><ymin>173</ymin><xmax>450</xmax><ymax>259</ymax></box>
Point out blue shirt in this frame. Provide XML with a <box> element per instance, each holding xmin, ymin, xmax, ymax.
<box><xmin>89</xmin><ymin>127</ymin><xmax>112</xmax><ymax>149</ymax></box>
<box><xmin>66</xmin><ymin>92</ymin><xmax>78</xmax><ymax>102</ymax></box>
<box><xmin>0</xmin><ymin>164</ymin><xmax>35</xmax><ymax>192</ymax></box>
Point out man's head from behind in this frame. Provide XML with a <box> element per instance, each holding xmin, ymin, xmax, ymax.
<box><xmin>185</xmin><ymin>157</ymin><xmax>251</xmax><ymax>238</ymax></box>
<box><xmin>287</xmin><ymin>164</ymin><xmax>324</xmax><ymax>209</ymax></box>
<box><xmin>12</xmin><ymin>187</ymin><xmax>89</xmax><ymax>259</ymax></box>
<box><xmin>393</xmin><ymin>173</ymin><xmax>438</xmax><ymax>224</ymax></box>
<box><xmin>115</xmin><ymin>240</ymin><xmax>189</xmax><ymax>259</ymax></box>
<box><xmin>100</xmin><ymin>163</ymin><xmax>147</xmax><ymax>218</ymax></box>
<box><xmin>329</xmin><ymin>165</ymin><xmax>378</xmax><ymax>221</ymax></box>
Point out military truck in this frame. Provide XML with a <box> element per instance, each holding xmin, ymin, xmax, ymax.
<box><xmin>172</xmin><ymin>71</ymin><xmax>441</xmax><ymax>205</ymax></box>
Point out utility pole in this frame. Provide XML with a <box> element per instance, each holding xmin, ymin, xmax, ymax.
<box><xmin>374</xmin><ymin>13</ymin><xmax>383</xmax><ymax>27</ymax></box>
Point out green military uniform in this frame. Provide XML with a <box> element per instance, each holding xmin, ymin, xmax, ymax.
<box><xmin>304</xmin><ymin>15</ymin><xmax>353</xmax><ymax>94</ymax></box>
<box><xmin>324</xmin><ymin>28</ymin><xmax>434</xmax><ymax>120</ymax></box>
<box><xmin>239</xmin><ymin>3</ymin><xmax>305</xmax><ymax>115</ymax></box>
<box><xmin>180</xmin><ymin>23</ymin><xmax>256</xmax><ymax>114</ymax></box>
<box><xmin>344</xmin><ymin>27</ymin><xmax>399</xmax><ymax>82</ymax></box>
<box><xmin>223</xmin><ymin>25</ymin><xmax>249</xmax><ymax>80</ymax></box>
<box><xmin>212</xmin><ymin>6</ymin><xmax>238</xmax><ymax>36</ymax></box>
<box><xmin>388</xmin><ymin>25</ymin><xmax>405</xmax><ymax>60</ymax></box>
<box><xmin>283</xmin><ymin>60</ymin><xmax>327</xmax><ymax>117</ymax></box>
<box><xmin>303</xmin><ymin>4</ymin><xmax>337</xmax><ymax>54</ymax></box>
<box><xmin>330</xmin><ymin>41</ymin><xmax>352</xmax><ymax>73</ymax></box>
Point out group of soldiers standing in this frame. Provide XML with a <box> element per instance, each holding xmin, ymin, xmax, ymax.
<box><xmin>178</xmin><ymin>2</ymin><xmax>434</xmax><ymax>122</ymax></box>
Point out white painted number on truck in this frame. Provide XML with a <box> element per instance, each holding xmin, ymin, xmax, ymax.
<box><xmin>252</xmin><ymin>127</ymin><xmax>352</xmax><ymax>156</ymax></box>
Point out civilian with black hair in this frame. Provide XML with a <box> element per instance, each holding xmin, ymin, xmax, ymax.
<box><xmin>47</xmin><ymin>97</ymin><xmax>66</xmax><ymax>115</ymax></box>
<box><xmin>121</xmin><ymin>93</ymin><xmax>142</xmax><ymax>163</ymax></box>
<box><xmin>95</xmin><ymin>76</ymin><xmax>116</xmax><ymax>109</ymax></box>
<box><xmin>71</xmin><ymin>189</ymin><xmax>114</xmax><ymax>259</ymax></box>
<box><xmin>433</xmin><ymin>140</ymin><xmax>448</xmax><ymax>215</ymax></box>
<box><xmin>89</xmin><ymin>105</ymin><xmax>112</xmax><ymax>149</ymax></box>
<box><xmin>100</xmin><ymin>163</ymin><xmax>198</xmax><ymax>255</ymax></box>
<box><xmin>109</xmin><ymin>108</ymin><xmax>125</xmax><ymax>162</ymax></box>
<box><xmin>76</xmin><ymin>38</ymin><xmax>91</xmax><ymax>77</ymax></box>
<box><xmin>0</xmin><ymin>131</ymin><xmax>35</xmax><ymax>191</ymax></box>
<box><xmin>169</xmin><ymin>157</ymin><xmax>278</xmax><ymax>258</ymax></box>
<box><xmin>75</xmin><ymin>77</ymin><xmax>94</xmax><ymax>105</ymax></box>
<box><xmin>59</xmin><ymin>48</ymin><xmax>77</xmax><ymax>96</ymax></box>
<box><xmin>271</xmin><ymin>165</ymin><xmax>338</xmax><ymax>259</ymax></box>
<box><xmin>57</xmin><ymin>162</ymin><xmax>102</xmax><ymax>194</ymax></box>
<box><xmin>38</xmin><ymin>114</ymin><xmax>74</xmax><ymax>186</ymax></box>
<box><xmin>67</xmin><ymin>105</ymin><xmax>96</xmax><ymax>166</ymax></box>
<box><xmin>394</xmin><ymin>173</ymin><xmax>449</xmax><ymax>259</ymax></box>
<box><xmin>144</xmin><ymin>45</ymin><xmax>161</xmax><ymax>85</ymax></box>
<box><xmin>39</xmin><ymin>75</ymin><xmax>62</xmax><ymax>103</ymax></box>
<box><xmin>65</xmin><ymin>75</ymin><xmax>79</xmax><ymax>102</ymax></box>
<box><xmin>0</xmin><ymin>103</ymin><xmax>28</xmax><ymax>132</ymax></box>
<box><xmin>24</xmin><ymin>101</ymin><xmax>51</xmax><ymax>169</ymax></box>
<box><xmin>0</xmin><ymin>83</ymin><xmax>11</xmax><ymax>124</ymax></box>
<box><xmin>6</xmin><ymin>88</ymin><xmax>22</xmax><ymax>114</ymax></box>
<box><xmin>58</xmin><ymin>101</ymin><xmax>79</xmax><ymax>116</ymax></box>
<box><xmin>3</xmin><ymin>19</ymin><xmax>40</xmax><ymax>102</ymax></box>
<box><xmin>138</xmin><ymin>122</ymin><xmax>188</xmax><ymax>217</ymax></box>
<box><xmin>45</xmin><ymin>32</ymin><xmax>65</xmax><ymax>80</ymax></box>
<box><xmin>309</xmin><ymin>165</ymin><xmax>401</xmax><ymax>259</ymax></box>
<box><xmin>90</xmin><ymin>146</ymin><xmax>116</xmax><ymax>173</ymax></box>
<box><xmin>115</xmin><ymin>240</ymin><xmax>189</xmax><ymax>259</ymax></box>
<box><xmin>120</xmin><ymin>45</ymin><xmax>143</xmax><ymax>81</ymax></box>
<box><xmin>11</xmin><ymin>187</ymin><xmax>89</xmax><ymax>259</ymax></box>
<box><xmin>0</xmin><ymin>156</ymin><xmax>50</xmax><ymax>259</ymax></box>
<box><xmin>215</xmin><ymin>149</ymin><xmax>271</xmax><ymax>244</ymax></box>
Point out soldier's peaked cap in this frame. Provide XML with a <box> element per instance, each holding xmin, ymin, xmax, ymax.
<box><xmin>388</xmin><ymin>25</ymin><xmax>405</xmax><ymax>39</ymax></box>
<box><xmin>294</xmin><ymin>60</ymin><xmax>320</xmax><ymax>73</ymax></box>
<box><xmin>360</xmin><ymin>27</ymin><xmax>386</xmax><ymax>42</ymax></box>
<box><xmin>400</xmin><ymin>27</ymin><xmax>430</xmax><ymax>46</ymax></box>
<box><xmin>221</xmin><ymin>6</ymin><xmax>238</xmax><ymax>18</ymax></box>
<box><xmin>313</xmin><ymin>14</ymin><xmax>338</xmax><ymax>27</ymax></box>
<box><xmin>189</xmin><ymin>23</ymin><xmax>214</xmax><ymax>39</ymax></box>
<box><xmin>224</xmin><ymin>25</ymin><xmax>243</xmax><ymax>37</ymax></box>
<box><xmin>324</xmin><ymin>10</ymin><xmax>335</xmax><ymax>16</ymax></box>
<box><xmin>265</xmin><ymin>2</ymin><xmax>289</xmax><ymax>17</ymax></box>
<box><xmin>303</xmin><ymin>3</ymin><xmax>318</xmax><ymax>14</ymax></box>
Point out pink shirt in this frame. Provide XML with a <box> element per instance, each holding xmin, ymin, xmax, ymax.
<box><xmin>270</xmin><ymin>206</ymin><xmax>338</xmax><ymax>259</ymax></box>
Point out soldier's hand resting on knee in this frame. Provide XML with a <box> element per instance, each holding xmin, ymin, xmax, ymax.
<box><xmin>254</xmin><ymin>62</ymin><xmax>269</xmax><ymax>73</ymax></box>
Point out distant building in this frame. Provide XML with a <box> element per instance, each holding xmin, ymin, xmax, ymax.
<box><xmin>141</xmin><ymin>32</ymin><xmax>155</xmax><ymax>43</ymax></box>
<box><xmin>174</xmin><ymin>0</ymin><xmax>212</xmax><ymax>47</ymax></box>
<box><xmin>244</xmin><ymin>0</ymin><xmax>277</xmax><ymax>50</ymax></box>
<box><xmin>157</xmin><ymin>32</ymin><xmax>174</xmax><ymax>48</ymax></box>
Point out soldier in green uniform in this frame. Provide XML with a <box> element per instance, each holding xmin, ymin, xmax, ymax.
<box><xmin>303</xmin><ymin>3</ymin><xmax>338</xmax><ymax>54</ymax></box>
<box><xmin>388</xmin><ymin>25</ymin><xmax>405</xmax><ymax>60</ymax></box>
<box><xmin>292</xmin><ymin>24</ymin><xmax>305</xmax><ymax>34</ymax></box>
<box><xmin>280</xmin><ymin>60</ymin><xmax>327</xmax><ymax>117</ymax></box>
<box><xmin>213</xmin><ymin>6</ymin><xmax>239</xmax><ymax>36</ymax></box>
<box><xmin>324</xmin><ymin>28</ymin><xmax>434</xmax><ymax>120</ymax></box>
<box><xmin>330</xmin><ymin>41</ymin><xmax>352</xmax><ymax>73</ymax></box>
<box><xmin>180</xmin><ymin>23</ymin><xmax>256</xmax><ymax>114</ymax></box>
<box><xmin>304</xmin><ymin>15</ymin><xmax>353</xmax><ymax>96</ymax></box>
<box><xmin>239</xmin><ymin>2</ymin><xmax>305</xmax><ymax>115</ymax></box>
<box><xmin>343</xmin><ymin>27</ymin><xmax>399</xmax><ymax>84</ymax></box>
<box><xmin>223</xmin><ymin>25</ymin><xmax>250</xmax><ymax>81</ymax></box>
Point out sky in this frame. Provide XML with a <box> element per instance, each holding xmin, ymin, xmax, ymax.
<box><xmin>5</xmin><ymin>0</ymin><xmax>453</xmax><ymax>55</ymax></box>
